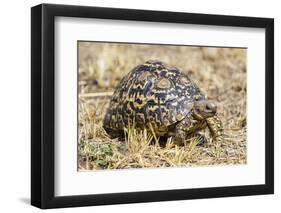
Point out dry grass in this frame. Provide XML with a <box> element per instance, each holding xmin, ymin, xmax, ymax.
<box><xmin>78</xmin><ymin>42</ymin><xmax>247</xmax><ymax>171</ymax></box>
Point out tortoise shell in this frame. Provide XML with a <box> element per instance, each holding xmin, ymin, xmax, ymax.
<box><xmin>103</xmin><ymin>60</ymin><xmax>205</xmax><ymax>136</ymax></box>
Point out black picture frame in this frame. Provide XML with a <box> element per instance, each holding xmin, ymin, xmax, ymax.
<box><xmin>31</xmin><ymin>3</ymin><xmax>274</xmax><ymax>209</ymax></box>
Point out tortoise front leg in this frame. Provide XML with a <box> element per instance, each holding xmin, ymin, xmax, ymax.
<box><xmin>206</xmin><ymin>115</ymin><xmax>223</xmax><ymax>145</ymax></box>
<box><xmin>172</xmin><ymin>116</ymin><xmax>207</xmax><ymax>146</ymax></box>
<box><xmin>171</xmin><ymin>116</ymin><xmax>194</xmax><ymax>145</ymax></box>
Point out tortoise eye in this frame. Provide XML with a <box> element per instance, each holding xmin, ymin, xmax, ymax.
<box><xmin>206</xmin><ymin>102</ymin><xmax>217</xmax><ymax>112</ymax></box>
<box><xmin>194</xmin><ymin>95</ymin><xmax>201</xmax><ymax>101</ymax></box>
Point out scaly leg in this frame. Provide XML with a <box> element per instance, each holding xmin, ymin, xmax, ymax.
<box><xmin>172</xmin><ymin>115</ymin><xmax>207</xmax><ymax>145</ymax></box>
<box><xmin>206</xmin><ymin>115</ymin><xmax>223</xmax><ymax>146</ymax></box>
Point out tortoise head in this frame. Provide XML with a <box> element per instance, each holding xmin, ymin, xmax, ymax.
<box><xmin>193</xmin><ymin>96</ymin><xmax>217</xmax><ymax>120</ymax></box>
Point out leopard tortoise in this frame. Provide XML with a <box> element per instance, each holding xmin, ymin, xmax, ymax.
<box><xmin>103</xmin><ymin>60</ymin><xmax>223</xmax><ymax>145</ymax></box>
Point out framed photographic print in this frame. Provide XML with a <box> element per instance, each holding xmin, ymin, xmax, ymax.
<box><xmin>31</xmin><ymin>3</ymin><xmax>274</xmax><ymax>209</ymax></box>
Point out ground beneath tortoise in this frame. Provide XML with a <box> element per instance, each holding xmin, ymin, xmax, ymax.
<box><xmin>78</xmin><ymin>42</ymin><xmax>247</xmax><ymax>170</ymax></box>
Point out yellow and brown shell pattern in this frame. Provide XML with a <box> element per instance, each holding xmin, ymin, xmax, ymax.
<box><xmin>103</xmin><ymin>60</ymin><xmax>205</xmax><ymax>136</ymax></box>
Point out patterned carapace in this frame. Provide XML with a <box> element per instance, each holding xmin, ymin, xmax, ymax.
<box><xmin>103</xmin><ymin>60</ymin><xmax>223</xmax><ymax>145</ymax></box>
